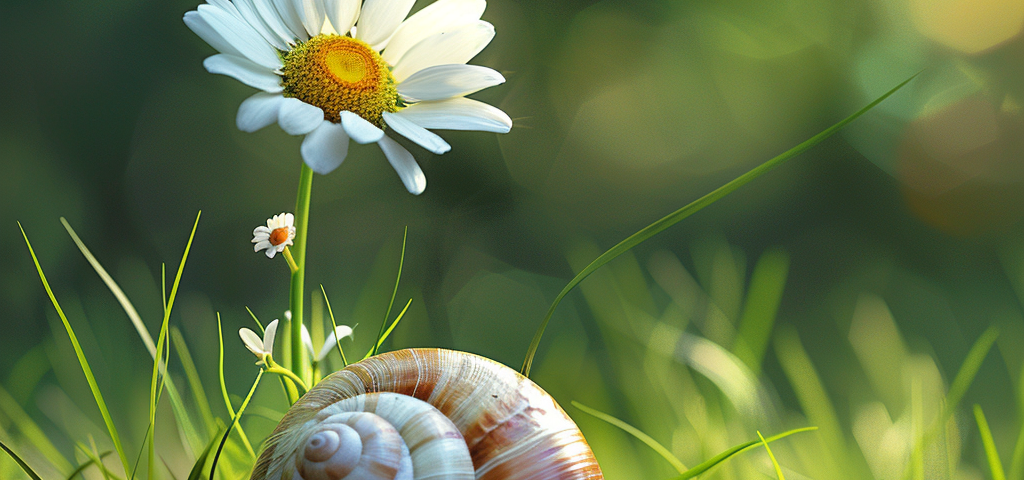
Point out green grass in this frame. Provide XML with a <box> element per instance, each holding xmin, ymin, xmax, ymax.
<box><xmin>20</xmin><ymin>223</ymin><xmax>132</xmax><ymax>477</ymax></box>
<box><xmin>521</xmin><ymin>72</ymin><xmax>921</xmax><ymax>377</ymax></box>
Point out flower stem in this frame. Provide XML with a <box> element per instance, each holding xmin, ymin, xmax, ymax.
<box><xmin>266</xmin><ymin>365</ymin><xmax>308</xmax><ymax>393</ymax></box>
<box><xmin>282</xmin><ymin>247</ymin><xmax>299</xmax><ymax>274</ymax></box>
<box><xmin>290</xmin><ymin>164</ymin><xmax>314</xmax><ymax>388</ymax></box>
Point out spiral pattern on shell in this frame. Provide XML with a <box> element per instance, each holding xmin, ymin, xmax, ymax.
<box><xmin>252</xmin><ymin>349</ymin><xmax>604</xmax><ymax>480</ymax></box>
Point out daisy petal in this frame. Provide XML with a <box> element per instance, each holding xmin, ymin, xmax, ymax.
<box><xmin>340</xmin><ymin>111</ymin><xmax>385</xmax><ymax>144</ymax></box>
<box><xmin>254</xmin><ymin>240</ymin><xmax>272</xmax><ymax>251</ymax></box>
<box><xmin>383</xmin><ymin>112</ymin><xmax>450</xmax><ymax>154</ymax></box>
<box><xmin>184</xmin><ymin>11</ymin><xmax>246</xmax><ymax>59</ymax></box>
<box><xmin>266</xmin><ymin>247</ymin><xmax>278</xmax><ymax>258</ymax></box>
<box><xmin>253</xmin><ymin>225</ymin><xmax>272</xmax><ymax>235</ymax></box>
<box><xmin>382</xmin><ymin>0</ymin><xmax>486</xmax><ymax>64</ymax></box>
<box><xmin>239</xmin><ymin>328</ymin><xmax>264</xmax><ymax>355</ymax></box>
<box><xmin>396</xmin><ymin>97</ymin><xmax>511</xmax><ymax>133</ymax></box>
<box><xmin>233</xmin><ymin>0</ymin><xmax>291</xmax><ymax>49</ymax></box>
<box><xmin>397</xmin><ymin>64</ymin><xmax>504</xmax><ymax>102</ymax></box>
<box><xmin>252</xmin><ymin>0</ymin><xmax>303</xmax><ymax>44</ymax></box>
<box><xmin>284</xmin><ymin>213</ymin><xmax>294</xmax><ymax>225</ymax></box>
<box><xmin>197</xmin><ymin>4</ymin><xmax>283</xmax><ymax>70</ymax></box>
<box><xmin>378</xmin><ymin>135</ymin><xmax>426</xmax><ymax>194</ymax></box>
<box><xmin>273</xmin><ymin>0</ymin><xmax>310</xmax><ymax>41</ymax></box>
<box><xmin>207</xmin><ymin>0</ymin><xmax>241</xmax><ymax>17</ymax></box>
<box><xmin>252</xmin><ymin>235</ymin><xmax>270</xmax><ymax>244</ymax></box>
<box><xmin>325</xmin><ymin>0</ymin><xmax>360</xmax><ymax>36</ymax></box>
<box><xmin>263</xmin><ymin>319</ymin><xmax>279</xmax><ymax>356</ymax></box>
<box><xmin>301</xmin><ymin>121</ymin><xmax>351</xmax><ymax>174</ymax></box>
<box><xmin>278</xmin><ymin>98</ymin><xmax>325</xmax><ymax>135</ymax></box>
<box><xmin>203</xmin><ymin>54</ymin><xmax>283</xmax><ymax>93</ymax></box>
<box><xmin>237</xmin><ymin>93</ymin><xmax>286</xmax><ymax>132</ymax></box>
<box><xmin>391</xmin><ymin>20</ymin><xmax>494</xmax><ymax>81</ymax></box>
<box><xmin>356</xmin><ymin>0</ymin><xmax>417</xmax><ymax>50</ymax></box>
<box><xmin>293</xmin><ymin>0</ymin><xmax>325</xmax><ymax>37</ymax></box>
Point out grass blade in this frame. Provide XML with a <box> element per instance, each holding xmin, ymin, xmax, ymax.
<box><xmin>0</xmin><ymin>438</ymin><xmax>43</xmax><ymax>480</ymax></box>
<box><xmin>66</xmin><ymin>451</ymin><xmax>112</xmax><ymax>480</ymax></box>
<box><xmin>572</xmin><ymin>401</ymin><xmax>687</xmax><ymax>473</ymax></box>
<box><xmin>902</xmin><ymin>325</ymin><xmax>999</xmax><ymax>480</ymax></box>
<box><xmin>668</xmin><ymin>427</ymin><xmax>817</xmax><ymax>480</ymax></box>
<box><xmin>148</xmin><ymin>211</ymin><xmax>201</xmax><ymax>480</ymax></box>
<box><xmin>758</xmin><ymin>431</ymin><xmax>787</xmax><ymax>480</ymax></box>
<box><xmin>78</xmin><ymin>439</ymin><xmax>121</xmax><ymax>480</ymax></box>
<box><xmin>20</xmin><ymin>223</ymin><xmax>132</xmax><ymax>476</ymax></box>
<box><xmin>773</xmin><ymin>327</ymin><xmax>847</xmax><ymax>459</ymax></box>
<box><xmin>187</xmin><ymin>425</ymin><xmax>225</xmax><ymax>480</ymax></box>
<box><xmin>0</xmin><ymin>383</ymin><xmax>72</xmax><ymax>473</ymax></box>
<box><xmin>975</xmin><ymin>404</ymin><xmax>1007</xmax><ymax>480</ymax></box>
<box><xmin>364</xmin><ymin>299</ymin><xmax>412</xmax><ymax>360</ymax></box>
<box><xmin>171</xmin><ymin>327</ymin><xmax>217</xmax><ymax>436</ymax></box>
<box><xmin>61</xmin><ymin>217</ymin><xmax>203</xmax><ymax>455</ymax></box>
<box><xmin>520</xmin><ymin>73</ymin><xmax>920</xmax><ymax>376</ymax></box>
<box><xmin>321</xmin><ymin>285</ymin><xmax>349</xmax><ymax>367</ymax></box>
<box><xmin>210</xmin><ymin>370</ymin><xmax>262</xmax><ymax>480</ymax></box>
<box><xmin>1010</xmin><ymin>416</ymin><xmax>1024</xmax><ymax>480</ymax></box>
<box><xmin>216</xmin><ymin>314</ymin><xmax>256</xmax><ymax>458</ymax></box>
<box><xmin>373</xmin><ymin>227</ymin><xmax>407</xmax><ymax>357</ymax></box>
<box><xmin>734</xmin><ymin>248</ymin><xmax>789</xmax><ymax>374</ymax></box>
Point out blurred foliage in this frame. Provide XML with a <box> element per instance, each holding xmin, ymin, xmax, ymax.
<box><xmin>2</xmin><ymin>0</ymin><xmax>1024</xmax><ymax>478</ymax></box>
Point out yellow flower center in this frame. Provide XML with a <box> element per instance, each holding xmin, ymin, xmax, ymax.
<box><xmin>280</xmin><ymin>35</ymin><xmax>399</xmax><ymax>128</ymax></box>
<box><xmin>269</xmin><ymin>227</ymin><xmax>291</xmax><ymax>246</ymax></box>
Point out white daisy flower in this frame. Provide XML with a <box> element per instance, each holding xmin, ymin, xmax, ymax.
<box><xmin>184</xmin><ymin>0</ymin><xmax>512</xmax><ymax>195</ymax></box>
<box><xmin>239</xmin><ymin>319</ymin><xmax>279</xmax><ymax>366</ymax></box>
<box><xmin>301</xmin><ymin>324</ymin><xmax>356</xmax><ymax>362</ymax></box>
<box><xmin>252</xmin><ymin>212</ymin><xmax>295</xmax><ymax>258</ymax></box>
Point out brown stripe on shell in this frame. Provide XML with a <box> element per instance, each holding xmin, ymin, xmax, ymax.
<box><xmin>252</xmin><ymin>349</ymin><xmax>603</xmax><ymax>480</ymax></box>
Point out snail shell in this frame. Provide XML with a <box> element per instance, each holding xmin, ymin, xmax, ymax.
<box><xmin>252</xmin><ymin>348</ymin><xmax>604</xmax><ymax>480</ymax></box>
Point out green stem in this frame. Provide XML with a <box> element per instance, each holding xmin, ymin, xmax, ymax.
<box><xmin>266</xmin><ymin>365</ymin><xmax>309</xmax><ymax>393</ymax></box>
<box><xmin>282</xmin><ymin>247</ymin><xmax>299</xmax><ymax>274</ymax></box>
<box><xmin>290</xmin><ymin>164</ymin><xmax>314</xmax><ymax>388</ymax></box>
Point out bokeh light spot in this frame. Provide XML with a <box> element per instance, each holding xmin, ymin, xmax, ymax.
<box><xmin>910</xmin><ymin>0</ymin><xmax>1024</xmax><ymax>54</ymax></box>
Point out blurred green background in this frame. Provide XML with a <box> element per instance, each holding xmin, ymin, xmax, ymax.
<box><xmin>3</xmin><ymin>0</ymin><xmax>1024</xmax><ymax>478</ymax></box>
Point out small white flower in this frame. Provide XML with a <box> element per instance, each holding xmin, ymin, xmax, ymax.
<box><xmin>302</xmin><ymin>324</ymin><xmax>356</xmax><ymax>363</ymax></box>
<box><xmin>252</xmin><ymin>213</ymin><xmax>295</xmax><ymax>259</ymax></box>
<box><xmin>239</xmin><ymin>319</ymin><xmax>279</xmax><ymax>366</ymax></box>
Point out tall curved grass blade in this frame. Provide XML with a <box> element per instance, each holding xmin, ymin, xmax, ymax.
<box><xmin>149</xmin><ymin>211</ymin><xmax>201</xmax><ymax>480</ymax></box>
<box><xmin>373</xmin><ymin>227</ymin><xmax>407</xmax><ymax>357</ymax></box>
<box><xmin>162</xmin><ymin>263</ymin><xmax>167</xmax><ymax>312</ymax></box>
<box><xmin>210</xmin><ymin>370</ymin><xmax>262</xmax><ymax>480</ymax></box>
<box><xmin>520</xmin><ymin>73</ymin><xmax>920</xmax><ymax>376</ymax></box>
<box><xmin>66</xmin><ymin>451</ymin><xmax>112</xmax><ymax>480</ymax></box>
<box><xmin>901</xmin><ymin>325</ymin><xmax>999</xmax><ymax>480</ymax></box>
<box><xmin>668</xmin><ymin>427</ymin><xmax>817</xmax><ymax>480</ymax></box>
<box><xmin>0</xmin><ymin>438</ymin><xmax>43</xmax><ymax>480</ymax></box>
<box><xmin>187</xmin><ymin>425</ymin><xmax>225</xmax><ymax>480</ymax></box>
<box><xmin>572</xmin><ymin>401</ymin><xmax>687</xmax><ymax>473</ymax></box>
<box><xmin>974</xmin><ymin>405</ymin><xmax>1007</xmax><ymax>480</ymax></box>
<box><xmin>20</xmin><ymin>223</ymin><xmax>132</xmax><ymax>476</ymax></box>
<box><xmin>364</xmin><ymin>299</ymin><xmax>412</xmax><ymax>360</ymax></box>
<box><xmin>216</xmin><ymin>314</ymin><xmax>257</xmax><ymax>458</ymax></box>
<box><xmin>321</xmin><ymin>285</ymin><xmax>349</xmax><ymax>367</ymax></box>
<box><xmin>61</xmin><ymin>217</ymin><xmax>202</xmax><ymax>454</ymax></box>
<box><xmin>757</xmin><ymin>431</ymin><xmax>787</xmax><ymax>480</ymax></box>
